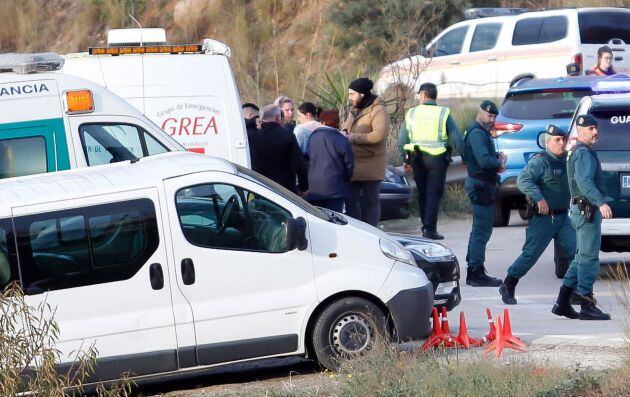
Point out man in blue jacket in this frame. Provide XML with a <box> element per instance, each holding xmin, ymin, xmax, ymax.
<box><xmin>463</xmin><ymin>100</ymin><xmax>506</xmax><ymax>287</ymax></box>
<box><xmin>304</xmin><ymin>110</ymin><xmax>354</xmax><ymax>212</ymax></box>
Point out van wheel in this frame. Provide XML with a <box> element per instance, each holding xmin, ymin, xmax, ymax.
<box><xmin>311</xmin><ymin>297</ymin><xmax>387</xmax><ymax>371</ymax></box>
<box><xmin>493</xmin><ymin>201</ymin><xmax>510</xmax><ymax>227</ymax></box>
<box><xmin>554</xmin><ymin>240</ymin><xmax>569</xmax><ymax>279</ymax></box>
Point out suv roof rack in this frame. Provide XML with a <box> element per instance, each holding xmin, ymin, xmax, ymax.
<box><xmin>464</xmin><ymin>8</ymin><xmax>530</xmax><ymax>19</ymax></box>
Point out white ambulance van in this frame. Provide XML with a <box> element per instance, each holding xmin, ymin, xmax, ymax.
<box><xmin>0</xmin><ymin>151</ymin><xmax>433</xmax><ymax>382</ymax></box>
<box><xmin>62</xmin><ymin>28</ymin><xmax>250</xmax><ymax>167</ymax></box>
<box><xmin>0</xmin><ymin>52</ymin><xmax>183</xmax><ymax>179</ymax></box>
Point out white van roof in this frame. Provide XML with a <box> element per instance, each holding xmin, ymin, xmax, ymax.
<box><xmin>0</xmin><ymin>152</ymin><xmax>236</xmax><ymax>215</ymax></box>
<box><xmin>0</xmin><ymin>72</ymin><xmax>153</xmax><ymax>124</ymax></box>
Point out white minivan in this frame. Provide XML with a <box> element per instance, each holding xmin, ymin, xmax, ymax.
<box><xmin>376</xmin><ymin>7</ymin><xmax>630</xmax><ymax>99</ymax></box>
<box><xmin>63</xmin><ymin>28</ymin><xmax>251</xmax><ymax>167</ymax></box>
<box><xmin>0</xmin><ymin>152</ymin><xmax>433</xmax><ymax>382</ymax></box>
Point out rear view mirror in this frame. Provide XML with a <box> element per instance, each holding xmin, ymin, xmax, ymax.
<box><xmin>537</xmin><ymin>131</ymin><xmax>546</xmax><ymax>150</ymax></box>
<box><xmin>286</xmin><ymin>217</ymin><xmax>308</xmax><ymax>251</ymax></box>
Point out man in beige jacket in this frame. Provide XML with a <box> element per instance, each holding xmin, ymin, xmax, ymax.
<box><xmin>341</xmin><ymin>77</ymin><xmax>391</xmax><ymax>226</ymax></box>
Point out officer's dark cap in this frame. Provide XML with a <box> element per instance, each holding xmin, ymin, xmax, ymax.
<box><xmin>576</xmin><ymin>114</ymin><xmax>598</xmax><ymax>127</ymax></box>
<box><xmin>546</xmin><ymin>124</ymin><xmax>567</xmax><ymax>136</ymax></box>
<box><xmin>480</xmin><ymin>100</ymin><xmax>499</xmax><ymax>115</ymax></box>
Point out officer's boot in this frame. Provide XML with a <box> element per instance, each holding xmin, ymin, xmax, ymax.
<box><xmin>571</xmin><ymin>291</ymin><xmax>597</xmax><ymax>305</ymax></box>
<box><xmin>551</xmin><ymin>285</ymin><xmax>579</xmax><ymax>319</ymax></box>
<box><xmin>578</xmin><ymin>293</ymin><xmax>611</xmax><ymax>321</ymax></box>
<box><xmin>466</xmin><ymin>265</ymin><xmax>502</xmax><ymax>287</ymax></box>
<box><xmin>499</xmin><ymin>276</ymin><xmax>519</xmax><ymax>305</ymax></box>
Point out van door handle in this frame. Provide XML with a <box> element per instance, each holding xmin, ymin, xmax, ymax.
<box><xmin>149</xmin><ymin>263</ymin><xmax>164</xmax><ymax>290</ymax></box>
<box><xmin>181</xmin><ymin>258</ymin><xmax>196</xmax><ymax>285</ymax></box>
<box><xmin>487</xmin><ymin>57</ymin><xmax>497</xmax><ymax>61</ymax></box>
<box><xmin>450</xmin><ymin>61</ymin><xmax>460</xmax><ymax>65</ymax></box>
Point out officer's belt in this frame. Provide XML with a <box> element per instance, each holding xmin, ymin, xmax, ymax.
<box><xmin>571</xmin><ymin>197</ymin><xmax>589</xmax><ymax>205</ymax></box>
<box><xmin>535</xmin><ymin>209</ymin><xmax>568</xmax><ymax>216</ymax></box>
<box><xmin>469</xmin><ymin>173</ymin><xmax>497</xmax><ymax>183</ymax></box>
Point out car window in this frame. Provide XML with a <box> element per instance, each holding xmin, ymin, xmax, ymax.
<box><xmin>0</xmin><ymin>136</ymin><xmax>47</xmax><ymax>180</ymax></box>
<box><xmin>512</xmin><ymin>16</ymin><xmax>568</xmax><ymax>45</ymax></box>
<box><xmin>176</xmin><ymin>183</ymin><xmax>291</xmax><ymax>253</ymax></box>
<box><xmin>79</xmin><ymin>123</ymin><xmax>169</xmax><ymax>166</ymax></box>
<box><xmin>501</xmin><ymin>89</ymin><xmax>592</xmax><ymax>120</ymax></box>
<box><xmin>15</xmin><ymin>199</ymin><xmax>159</xmax><ymax>294</ymax></box>
<box><xmin>470</xmin><ymin>23</ymin><xmax>502</xmax><ymax>52</ymax></box>
<box><xmin>579</xmin><ymin>11</ymin><xmax>630</xmax><ymax>44</ymax></box>
<box><xmin>433</xmin><ymin>26</ymin><xmax>468</xmax><ymax>56</ymax></box>
<box><xmin>589</xmin><ymin>110</ymin><xmax>630</xmax><ymax>151</ymax></box>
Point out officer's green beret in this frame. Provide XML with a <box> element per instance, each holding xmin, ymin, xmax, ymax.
<box><xmin>480</xmin><ymin>100</ymin><xmax>498</xmax><ymax>115</ymax></box>
<box><xmin>546</xmin><ymin>124</ymin><xmax>567</xmax><ymax>136</ymax></box>
<box><xmin>576</xmin><ymin>114</ymin><xmax>598</xmax><ymax>127</ymax></box>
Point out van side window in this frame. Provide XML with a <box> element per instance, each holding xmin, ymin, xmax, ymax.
<box><xmin>512</xmin><ymin>16</ymin><xmax>568</xmax><ymax>45</ymax></box>
<box><xmin>470</xmin><ymin>23</ymin><xmax>502</xmax><ymax>52</ymax></box>
<box><xmin>432</xmin><ymin>26</ymin><xmax>468</xmax><ymax>57</ymax></box>
<box><xmin>176</xmin><ymin>183</ymin><xmax>291</xmax><ymax>253</ymax></box>
<box><xmin>79</xmin><ymin>123</ymin><xmax>169</xmax><ymax>166</ymax></box>
<box><xmin>0</xmin><ymin>219</ymin><xmax>18</xmax><ymax>291</ymax></box>
<box><xmin>15</xmin><ymin>199</ymin><xmax>159</xmax><ymax>294</ymax></box>
<box><xmin>0</xmin><ymin>136</ymin><xmax>48</xmax><ymax>179</ymax></box>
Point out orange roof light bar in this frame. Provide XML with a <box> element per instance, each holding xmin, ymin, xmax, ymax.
<box><xmin>65</xmin><ymin>90</ymin><xmax>94</xmax><ymax>114</ymax></box>
<box><xmin>88</xmin><ymin>44</ymin><xmax>203</xmax><ymax>56</ymax></box>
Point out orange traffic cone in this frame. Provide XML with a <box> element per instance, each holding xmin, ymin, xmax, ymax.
<box><xmin>454</xmin><ymin>311</ymin><xmax>482</xmax><ymax>349</ymax></box>
<box><xmin>482</xmin><ymin>308</ymin><xmax>496</xmax><ymax>344</ymax></box>
<box><xmin>484</xmin><ymin>315</ymin><xmax>505</xmax><ymax>357</ymax></box>
<box><xmin>421</xmin><ymin>307</ymin><xmax>445</xmax><ymax>350</ymax></box>
<box><xmin>502</xmin><ymin>309</ymin><xmax>527</xmax><ymax>349</ymax></box>
<box><xmin>440</xmin><ymin>307</ymin><xmax>455</xmax><ymax>347</ymax></box>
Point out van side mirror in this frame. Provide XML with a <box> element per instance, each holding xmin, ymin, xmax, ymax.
<box><xmin>286</xmin><ymin>217</ymin><xmax>308</xmax><ymax>251</ymax></box>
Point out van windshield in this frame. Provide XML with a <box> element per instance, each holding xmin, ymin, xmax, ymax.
<box><xmin>235</xmin><ymin>165</ymin><xmax>329</xmax><ymax>221</ymax></box>
<box><xmin>590</xmin><ymin>110</ymin><xmax>630</xmax><ymax>151</ymax></box>
<box><xmin>578</xmin><ymin>11</ymin><xmax>630</xmax><ymax>44</ymax></box>
<box><xmin>501</xmin><ymin>89</ymin><xmax>592</xmax><ymax>120</ymax></box>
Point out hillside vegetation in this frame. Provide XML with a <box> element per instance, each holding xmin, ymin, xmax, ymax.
<box><xmin>1</xmin><ymin>0</ymin><xmax>629</xmax><ymax>104</ymax></box>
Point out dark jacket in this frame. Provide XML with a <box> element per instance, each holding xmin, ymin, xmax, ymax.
<box><xmin>305</xmin><ymin>126</ymin><xmax>354</xmax><ymax>200</ymax></box>
<box><xmin>248</xmin><ymin>121</ymin><xmax>308</xmax><ymax>193</ymax></box>
<box><xmin>463</xmin><ymin>120</ymin><xmax>501</xmax><ymax>179</ymax></box>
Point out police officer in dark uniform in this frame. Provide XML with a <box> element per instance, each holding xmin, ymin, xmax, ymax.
<box><xmin>552</xmin><ymin>115</ymin><xmax>612</xmax><ymax>320</ymax></box>
<box><xmin>500</xmin><ymin>124</ymin><xmax>576</xmax><ymax>304</ymax></box>
<box><xmin>462</xmin><ymin>100</ymin><xmax>505</xmax><ymax>287</ymax></box>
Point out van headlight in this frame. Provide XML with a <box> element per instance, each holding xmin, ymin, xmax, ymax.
<box><xmin>380</xmin><ymin>238</ymin><xmax>416</xmax><ymax>266</ymax></box>
<box><xmin>406</xmin><ymin>243</ymin><xmax>453</xmax><ymax>262</ymax></box>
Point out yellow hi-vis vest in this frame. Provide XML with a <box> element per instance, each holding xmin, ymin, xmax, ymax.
<box><xmin>402</xmin><ymin>104</ymin><xmax>450</xmax><ymax>155</ymax></box>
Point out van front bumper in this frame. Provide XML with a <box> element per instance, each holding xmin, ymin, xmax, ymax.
<box><xmin>386</xmin><ymin>283</ymin><xmax>434</xmax><ymax>341</ymax></box>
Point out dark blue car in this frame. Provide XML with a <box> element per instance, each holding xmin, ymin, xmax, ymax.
<box><xmin>493</xmin><ymin>74</ymin><xmax>630</xmax><ymax>227</ymax></box>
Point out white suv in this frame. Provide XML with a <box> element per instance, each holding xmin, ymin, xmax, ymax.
<box><xmin>376</xmin><ymin>7</ymin><xmax>630</xmax><ymax>99</ymax></box>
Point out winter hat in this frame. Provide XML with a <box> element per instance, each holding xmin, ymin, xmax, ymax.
<box><xmin>348</xmin><ymin>77</ymin><xmax>374</xmax><ymax>95</ymax></box>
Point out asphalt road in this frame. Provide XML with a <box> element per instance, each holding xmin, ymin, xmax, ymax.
<box><xmin>429</xmin><ymin>211</ymin><xmax>629</xmax><ymax>344</ymax></box>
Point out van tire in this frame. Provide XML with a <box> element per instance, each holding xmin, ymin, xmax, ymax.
<box><xmin>493</xmin><ymin>200</ymin><xmax>510</xmax><ymax>227</ymax></box>
<box><xmin>311</xmin><ymin>297</ymin><xmax>387</xmax><ymax>371</ymax></box>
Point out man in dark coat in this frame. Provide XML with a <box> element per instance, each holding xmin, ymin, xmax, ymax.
<box><xmin>248</xmin><ymin>104</ymin><xmax>308</xmax><ymax>194</ymax></box>
<box><xmin>304</xmin><ymin>109</ymin><xmax>354</xmax><ymax>212</ymax></box>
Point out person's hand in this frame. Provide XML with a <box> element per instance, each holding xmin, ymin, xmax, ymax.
<box><xmin>299</xmin><ymin>190</ymin><xmax>309</xmax><ymax>198</ymax></box>
<box><xmin>537</xmin><ymin>199</ymin><xmax>549</xmax><ymax>215</ymax></box>
<box><xmin>599</xmin><ymin>204</ymin><xmax>612</xmax><ymax>219</ymax></box>
<box><xmin>403</xmin><ymin>163</ymin><xmax>412</xmax><ymax>175</ymax></box>
<box><xmin>346</xmin><ymin>132</ymin><xmax>355</xmax><ymax>143</ymax></box>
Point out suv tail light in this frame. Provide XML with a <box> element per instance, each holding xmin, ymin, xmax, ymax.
<box><xmin>572</xmin><ymin>53</ymin><xmax>583</xmax><ymax>73</ymax></box>
<box><xmin>493</xmin><ymin>121</ymin><xmax>523</xmax><ymax>136</ymax></box>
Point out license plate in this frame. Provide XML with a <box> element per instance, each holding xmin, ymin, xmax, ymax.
<box><xmin>622</xmin><ymin>173</ymin><xmax>630</xmax><ymax>195</ymax></box>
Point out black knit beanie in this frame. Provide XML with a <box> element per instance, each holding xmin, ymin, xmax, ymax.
<box><xmin>348</xmin><ymin>77</ymin><xmax>374</xmax><ymax>95</ymax></box>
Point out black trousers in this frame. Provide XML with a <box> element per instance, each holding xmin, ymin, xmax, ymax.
<box><xmin>411</xmin><ymin>152</ymin><xmax>448</xmax><ymax>233</ymax></box>
<box><xmin>345</xmin><ymin>181</ymin><xmax>381</xmax><ymax>226</ymax></box>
